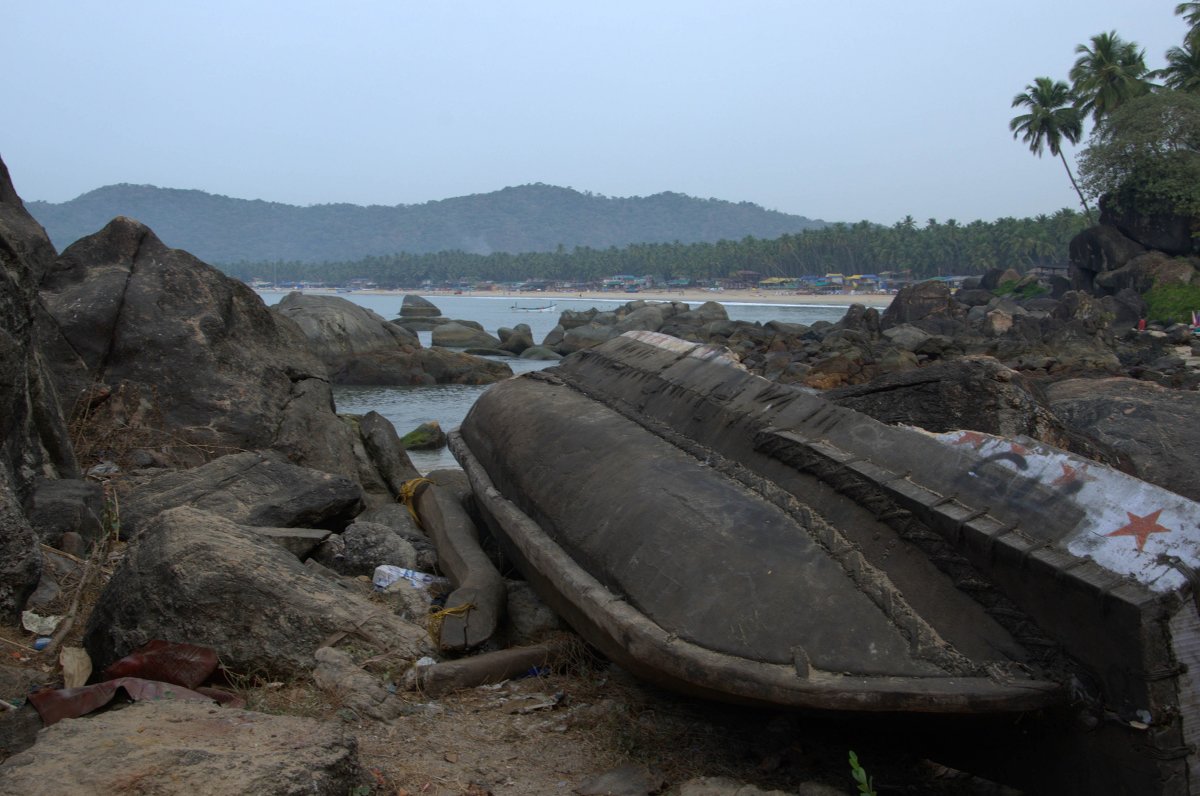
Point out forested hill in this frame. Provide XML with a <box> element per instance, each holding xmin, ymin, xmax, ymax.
<box><xmin>26</xmin><ymin>183</ymin><xmax>826</xmax><ymax>264</ymax></box>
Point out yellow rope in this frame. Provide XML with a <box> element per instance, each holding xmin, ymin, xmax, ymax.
<box><xmin>399</xmin><ymin>477</ymin><xmax>434</xmax><ymax>529</ymax></box>
<box><xmin>427</xmin><ymin>602</ymin><xmax>475</xmax><ymax>642</ymax></box>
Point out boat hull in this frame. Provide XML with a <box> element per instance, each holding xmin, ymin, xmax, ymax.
<box><xmin>453</xmin><ymin>330</ymin><xmax>1200</xmax><ymax>792</ymax></box>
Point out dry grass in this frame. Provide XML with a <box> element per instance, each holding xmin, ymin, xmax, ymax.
<box><xmin>67</xmin><ymin>382</ymin><xmax>244</xmax><ymax>471</ymax></box>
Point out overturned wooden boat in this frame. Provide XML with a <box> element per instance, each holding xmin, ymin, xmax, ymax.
<box><xmin>451</xmin><ymin>331</ymin><xmax>1200</xmax><ymax>791</ymax></box>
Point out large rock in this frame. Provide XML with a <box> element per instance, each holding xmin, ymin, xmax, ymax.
<box><xmin>432</xmin><ymin>321</ymin><xmax>501</xmax><ymax>348</ymax></box>
<box><xmin>399</xmin><ymin>293</ymin><xmax>442</xmax><ymax>318</ymax></box>
<box><xmin>1045</xmin><ymin>377</ymin><xmax>1200</xmax><ymax>501</ymax></box>
<box><xmin>84</xmin><ymin>506</ymin><xmax>431</xmax><ymax>676</ymax></box>
<box><xmin>276</xmin><ymin>294</ymin><xmax>511</xmax><ymax>385</ymax></box>
<box><xmin>825</xmin><ymin>356</ymin><xmax>1070</xmax><ymax>446</ymax></box>
<box><xmin>498</xmin><ymin>323</ymin><xmax>534</xmax><ymax>354</ymax></box>
<box><xmin>880</xmin><ymin>280</ymin><xmax>967</xmax><ymax>333</ymax></box>
<box><xmin>38</xmin><ymin>217</ymin><xmax>357</xmax><ymax>475</ymax></box>
<box><xmin>0</xmin><ymin>157</ymin><xmax>80</xmax><ymax>621</ymax></box>
<box><xmin>120</xmin><ymin>451</ymin><xmax>365</xmax><ymax>538</ymax></box>
<box><xmin>329</xmin><ymin>345</ymin><xmax>511</xmax><ymax>385</ymax></box>
<box><xmin>22</xmin><ymin>478</ymin><xmax>104</xmax><ymax>547</ymax></box>
<box><xmin>353</xmin><ymin>410</ymin><xmax>421</xmax><ymax>500</ymax></box>
<box><xmin>614</xmin><ymin>305</ymin><xmax>666</xmax><ymax>333</ymax></box>
<box><xmin>520</xmin><ymin>345</ymin><xmax>562</xmax><ymax>361</ymax></box>
<box><xmin>412</xmin><ymin>347</ymin><xmax>512</xmax><ymax>384</ymax></box>
<box><xmin>0</xmin><ymin>700</ymin><xmax>361</xmax><ymax>795</ymax></box>
<box><xmin>559</xmin><ymin>322</ymin><xmax>620</xmax><ymax>354</ymax></box>
<box><xmin>1100</xmin><ymin>194</ymin><xmax>1200</xmax><ymax>257</ymax></box>
<box><xmin>339</xmin><ymin>413</ymin><xmax>401</xmax><ymax>509</ymax></box>
<box><xmin>272</xmin><ymin>291</ymin><xmax>417</xmax><ymax>361</ymax></box>
<box><xmin>356</xmin><ymin>503</ymin><xmax>438</xmax><ymax>571</ymax></box>
<box><xmin>1094</xmin><ymin>250</ymin><xmax>1198</xmax><ymax>295</ymax></box>
<box><xmin>312</xmin><ymin>520</ymin><xmax>420</xmax><ymax>576</ymax></box>
<box><xmin>400</xmin><ymin>420</ymin><xmax>448</xmax><ymax>450</ymax></box>
<box><xmin>0</xmin><ymin>485</ymin><xmax>39</xmax><ymax>623</ymax></box>
<box><xmin>1068</xmin><ymin>225</ymin><xmax>1147</xmax><ymax>293</ymax></box>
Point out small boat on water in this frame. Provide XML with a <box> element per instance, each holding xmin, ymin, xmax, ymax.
<box><xmin>509</xmin><ymin>301</ymin><xmax>557</xmax><ymax>312</ymax></box>
<box><xmin>452</xmin><ymin>330</ymin><xmax>1200</xmax><ymax>794</ymax></box>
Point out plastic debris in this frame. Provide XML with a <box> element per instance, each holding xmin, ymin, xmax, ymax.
<box><xmin>28</xmin><ymin>677</ymin><xmax>214</xmax><ymax>725</ymax></box>
<box><xmin>101</xmin><ymin>639</ymin><xmax>219</xmax><ymax>689</ymax></box>
<box><xmin>59</xmin><ymin>647</ymin><xmax>92</xmax><ymax>689</ymax></box>
<box><xmin>373</xmin><ymin>565</ymin><xmax>448</xmax><ymax>591</ymax></box>
<box><xmin>33</xmin><ymin>637</ymin><xmax>52</xmax><ymax>651</ymax></box>
<box><xmin>86</xmin><ymin>460</ymin><xmax>120</xmax><ymax>479</ymax></box>
<box><xmin>21</xmin><ymin>610</ymin><xmax>62</xmax><ymax>636</ymax></box>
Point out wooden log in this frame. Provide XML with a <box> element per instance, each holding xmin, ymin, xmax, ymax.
<box><xmin>416</xmin><ymin>470</ymin><xmax>506</xmax><ymax>651</ymax></box>
<box><xmin>414</xmin><ymin>641</ymin><xmax>567</xmax><ymax>697</ymax></box>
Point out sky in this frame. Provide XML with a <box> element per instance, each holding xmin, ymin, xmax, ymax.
<box><xmin>2</xmin><ymin>1</ymin><xmax>1190</xmax><ymax>225</ymax></box>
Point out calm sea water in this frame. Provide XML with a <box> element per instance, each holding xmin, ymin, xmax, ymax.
<box><xmin>257</xmin><ymin>291</ymin><xmax>851</xmax><ymax>472</ymax></box>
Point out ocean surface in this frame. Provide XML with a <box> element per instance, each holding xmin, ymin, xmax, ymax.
<box><xmin>257</xmin><ymin>291</ymin><xmax>852</xmax><ymax>472</ymax></box>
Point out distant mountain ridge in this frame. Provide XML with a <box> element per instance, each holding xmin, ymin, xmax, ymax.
<box><xmin>26</xmin><ymin>183</ymin><xmax>826</xmax><ymax>264</ymax></box>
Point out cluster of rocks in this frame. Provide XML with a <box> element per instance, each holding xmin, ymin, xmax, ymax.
<box><xmin>393</xmin><ymin>294</ymin><xmax>562</xmax><ymax>360</ymax></box>
<box><xmin>395</xmin><ymin>294</ymin><xmax>737</xmax><ymax>362</ymax></box>
<box><xmin>0</xmin><ymin>156</ymin><xmax>564</xmax><ymax>792</ymax></box>
<box><xmin>498</xmin><ymin>265</ymin><xmax>1197</xmax><ymax>503</ymax></box>
<box><xmin>275</xmin><ymin>292</ymin><xmax>511</xmax><ymax>386</ymax></box>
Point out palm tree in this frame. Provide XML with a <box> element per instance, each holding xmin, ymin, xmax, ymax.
<box><xmin>1070</xmin><ymin>31</ymin><xmax>1153</xmax><ymax>123</ymax></box>
<box><xmin>1010</xmin><ymin>77</ymin><xmax>1095</xmax><ymax>221</ymax></box>
<box><xmin>1158</xmin><ymin>37</ymin><xmax>1200</xmax><ymax>92</ymax></box>
<box><xmin>1177</xmin><ymin>2</ymin><xmax>1200</xmax><ymax>31</ymax></box>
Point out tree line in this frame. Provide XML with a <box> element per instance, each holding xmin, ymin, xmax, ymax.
<box><xmin>226</xmin><ymin>8</ymin><xmax>1200</xmax><ymax>290</ymax></box>
<box><xmin>220</xmin><ymin>210</ymin><xmax>1087</xmax><ymax>288</ymax></box>
<box><xmin>28</xmin><ymin>183</ymin><xmax>826</xmax><ymax>266</ymax></box>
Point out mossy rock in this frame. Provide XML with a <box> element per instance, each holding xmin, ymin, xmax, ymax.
<box><xmin>400</xmin><ymin>421</ymin><xmax>447</xmax><ymax>451</ymax></box>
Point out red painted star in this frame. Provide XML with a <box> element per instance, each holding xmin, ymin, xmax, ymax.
<box><xmin>1106</xmin><ymin>509</ymin><xmax>1171</xmax><ymax>552</ymax></box>
<box><xmin>953</xmin><ymin>431</ymin><xmax>988</xmax><ymax>448</ymax></box>
<box><xmin>1052</xmin><ymin>462</ymin><xmax>1094</xmax><ymax>487</ymax></box>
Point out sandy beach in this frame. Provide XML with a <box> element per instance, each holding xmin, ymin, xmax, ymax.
<box><xmin>348</xmin><ymin>287</ymin><xmax>896</xmax><ymax>310</ymax></box>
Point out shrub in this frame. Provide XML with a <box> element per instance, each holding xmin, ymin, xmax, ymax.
<box><xmin>1078</xmin><ymin>91</ymin><xmax>1200</xmax><ymax>220</ymax></box>
<box><xmin>1144</xmin><ymin>282</ymin><xmax>1200</xmax><ymax>324</ymax></box>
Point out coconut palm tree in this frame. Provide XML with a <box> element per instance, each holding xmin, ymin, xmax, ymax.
<box><xmin>1158</xmin><ymin>37</ymin><xmax>1200</xmax><ymax>92</ymax></box>
<box><xmin>1177</xmin><ymin>2</ymin><xmax>1200</xmax><ymax>31</ymax></box>
<box><xmin>1010</xmin><ymin>77</ymin><xmax>1094</xmax><ymax>221</ymax></box>
<box><xmin>1070</xmin><ymin>31</ymin><xmax>1153</xmax><ymax>123</ymax></box>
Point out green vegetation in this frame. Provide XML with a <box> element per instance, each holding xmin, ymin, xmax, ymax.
<box><xmin>996</xmin><ymin>279</ymin><xmax>1049</xmax><ymax>300</ymax></box>
<box><xmin>220</xmin><ymin>210</ymin><xmax>1087</xmax><ymax>287</ymax></box>
<box><xmin>1069</xmin><ymin>31</ymin><xmax>1153</xmax><ymax>123</ymax></box>
<box><xmin>848</xmin><ymin>751</ymin><xmax>877</xmax><ymax>796</ymax></box>
<box><xmin>1159</xmin><ymin>3</ymin><xmax>1200</xmax><ymax>91</ymax></box>
<box><xmin>1010</xmin><ymin>4</ymin><xmax>1200</xmax><ymax>258</ymax></box>
<box><xmin>1143</xmin><ymin>282</ymin><xmax>1200</xmax><ymax>324</ymax></box>
<box><xmin>1078</xmin><ymin>91</ymin><xmax>1200</xmax><ymax>218</ymax></box>
<box><xmin>1158</xmin><ymin>36</ymin><xmax>1200</xmax><ymax>92</ymax></box>
<box><xmin>1009</xmin><ymin>77</ymin><xmax>1092</xmax><ymax>220</ymax></box>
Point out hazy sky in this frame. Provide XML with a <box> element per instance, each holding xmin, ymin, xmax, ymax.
<box><xmin>3</xmin><ymin>1</ymin><xmax>1189</xmax><ymax>225</ymax></box>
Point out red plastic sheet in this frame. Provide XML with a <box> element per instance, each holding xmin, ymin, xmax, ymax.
<box><xmin>100</xmin><ymin>640</ymin><xmax>219</xmax><ymax>689</ymax></box>
<box><xmin>28</xmin><ymin>677</ymin><xmax>214</xmax><ymax>725</ymax></box>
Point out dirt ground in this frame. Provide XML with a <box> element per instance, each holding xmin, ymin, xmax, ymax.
<box><xmin>233</xmin><ymin>653</ymin><xmax>1022</xmax><ymax>796</ymax></box>
<box><xmin>1</xmin><ymin>539</ymin><xmax>1021</xmax><ymax>796</ymax></box>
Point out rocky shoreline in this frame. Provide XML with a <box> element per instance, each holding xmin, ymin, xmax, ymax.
<box><xmin>2</xmin><ymin>144</ymin><xmax>1200</xmax><ymax>794</ymax></box>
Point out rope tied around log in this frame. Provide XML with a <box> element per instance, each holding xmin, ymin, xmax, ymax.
<box><xmin>428</xmin><ymin>602</ymin><xmax>475</xmax><ymax>643</ymax></box>
<box><xmin>399</xmin><ymin>477</ymin><xmax>434</xmax><ymax>529</ymax></box>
